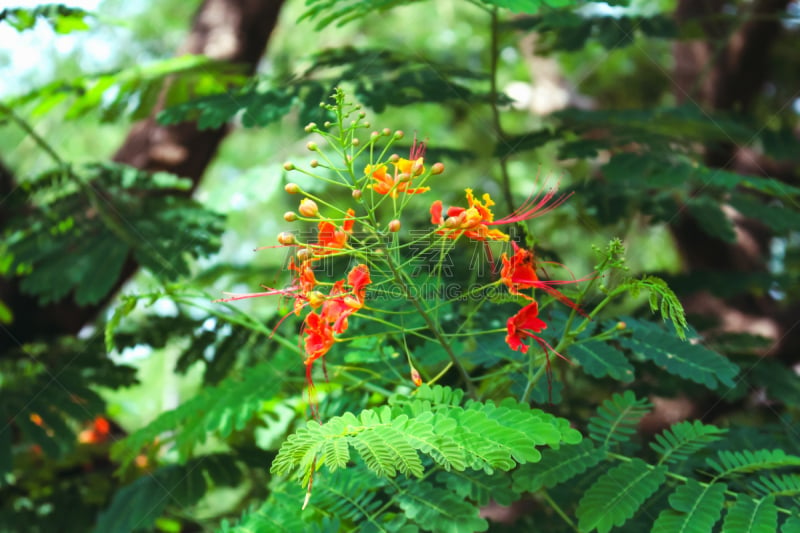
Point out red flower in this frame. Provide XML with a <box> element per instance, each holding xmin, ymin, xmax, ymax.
<box><xmin>505</xmin><ymin>301</ymin><xmax>548</xmax><ymax>354</ymax></box>
<box><xmin>500</xmin><ymin>242</ymin><xmax>587</xmax><ymax>315</ymax></box>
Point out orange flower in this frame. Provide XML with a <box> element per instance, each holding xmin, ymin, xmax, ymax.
<box><xmin>366</xmin><ymin>138</ymin><xmax>430</xmax><ymax>198</ymax></box>
<box><xmin>313</xmin><ymin>209</ymin><xmax>355</xmax><ymax>256</ymax></box>
<box><xmin>500</xmin><ymin>242</ymin><xmax>587</xmax><ymax>315</ymax></box>
<box><xmin>430</xmin><ymin>189</ymin><xmax>508</xmax><ymax>241</ymax></box>
<box><xmin>431</xmin><ymin>178</ymin><xmax>572</xmax><ymax>242</ymax></box>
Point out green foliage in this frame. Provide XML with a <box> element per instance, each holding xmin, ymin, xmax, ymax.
<box><xmin>618</xmin><ymin>317</ymin><xmax>739</xmax><ymax>390</ymax></box>
<box><xmin>94</xmin><ymin>453</ymin><xmax>243</xmax><ymax>533</ymax></box>
<box><xmin>112</xmin><ymin>358</ymin><xmax>288</xmax><ymax>467</ymax></box>
<box><xmin>4</xmin><ymin>163</ymin><xmax>225</xmax><ymax>305</ymax></box>
<box><xmin>570</xmin><ymin>341</ymin><xmax>634</xmax><ymax>382</ymax></box>
<box><xmin>721</xmin><ymin>495</ymin><xmax>778</xmax><ymax>533</ymax></box>
<box><xmin>651</xmin><ymin>480</ymin><xmax>727</xmax><ymax>533</ymax></box>
<box><xmin>512</xmin><ymin>439</ymin><xmax>605</xmax><ymax>492</ymax></box>
<box><xmin>576</xmin><ymin>458</ymin><xmax>668</xmax><ymax>533</ymax></box>
<box><xmin>0</xmin><ymin>4</ymin><xmax>92</xmax><ymax>34</ymax></box>
<box><xmin>3</xmin><ymin>55</ymin><xmax>243</xmax><ymax>121</ymax></box>
<box><xmin>272</xmin><ymin>384</ymin><xmax>581</xmax><ymax>486</ymax></box>
<box><xmin>158</xmin><ymin>47</ymin><xmax>499</xmax><ymax>129</ymax></box>
<box><xmin>587</xmin><ymin>390</ymin><xmax>650</xmax><ymax>447</ymax></box>
<box><xmin>650</xmin><ymin>420</ymin><xmax>727</xmax><ymax>465</ymax></box>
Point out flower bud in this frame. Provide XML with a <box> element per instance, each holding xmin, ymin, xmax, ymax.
<box><xmin>352</xmin><ymin>189</ymin><xmax>362</xmax><ymax>200</ymax></box>
<box><xmin>444</xmin><ymin>217</ymin><xmax>460</xmax><ymax>229</ymax></box>
<box><xmin>431</xmin><ymin>162</ymin><xmax>445</xmax><ymax>175</ymax></box>
<box><xmin>410</xmin><ymin>367</ymin><xmax>422</xmax><ymax>387</ymax></box>
<box><xmin>388</xmin><ymin>219</ymin><xmax>401</xmax><ymax>232</ymax></box>
<box><xmin>310</xmin><ymin>159</ymin><xmax>319</xmax><ymax>168</ymax></box>
<box><xmin>411</xmin><ymin>159</ymin><xmax>424</xmax><ymax>176</ymax></box>
<box><xmin>306</xmin><ymin>142</ymin><xmax>318</xmax><ymax>151</ymax></box>
<box><xmin>285</xmin><ymin>183</ymin><xmax>300</xmax><ymax>194</ymax></box>
<box><xmin>363</xmin><ymin>121</ymin><xmax>371</xmax><ymax>128</ymax></box>
<box><xmin>324</xmin><ymin>121</ymin><xmax>332</xmax><ymax>128</ymax></box>
<box><xmin>283</xmin><ymin>162</ymin><xmax>295</xmax><ymax>171</ymax></box>
<box><xmin>393</xmin><ymin>130</ymin><xmax>404</xmax><ymax>139</ymax></box>
<box><xmin>382</xmin><ymin>128</ymin><xmax>391</xmax><ymax>136</ymax></box>
<box><xmin>389</xmin><ymin>154</ymin><xmax>400</xmax><ymax>163</ymax></box>
<box><xmin>298</xmin><ymin>198</ymin><xmax>319</xmax><ymax>217</ymax></box>
<box><xmin>308</xmin><ymin>291</ymin><xmax>325</xmax><ymax>308</ymax></box>
<box><xmin>277</xmin><ymin>232</ymin><xmax>296</xmax><ymax>245</ymax></box>
<box><xmin>296</xmin><ymin>248</ymin><xmax>313</xmax><ymax>261</ymax></box>
<box><xmin>370</xmin><ymin>131</ymin><xmax>379</xmax><ymax>139</ymax></box>
<box><xmin>616</xmin><ymin>321</ymin><xmax>627</xmax><ymax>330</ymax></box>
<box><xmin>304</xmin><ymin>122</ymin><xmax>317</xmax><ymax>133</ymax></box>
<box><xmin>351</xmin><ymin>138</ymin><xmax>360</xmax><ymax>146</ymax></box>
<box><xmin>284</xmin><ymin>211</ymin><xmax>298</xmax><ymax>222</ymax></box>
<box><xmin>398</xmin><ymin>173</ymin><xmax>412</xmax><ymax>183</ymax></box>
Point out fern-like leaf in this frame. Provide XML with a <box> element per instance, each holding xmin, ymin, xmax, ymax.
<box><xmin>389</xmin><ymin>478</ymin><xmax>488</xmax><ymax>533</ymax></box>
<box><xmin>752</xmin><ymin>474</ymin><xmax>800</xmax><ymax>498</ymax></box>
<box><xmin>707</xmin><ymin>449</ymin><xmax>800</xmax><ymax>479</ymax></box>
<box><xmin>619</xmin><ymin>317</ymin><xmax>738</xmax><ymax>390</ymax></box>
<box><xmin>112</xmin><ymin>359</ymin><xmax>285</xmax><ymax>467</ymax></box>
<box><xmin>571</xmin><ymin>341</ymin><xmax>635</xmax><ymax>382</ymax></box>
<box><xmin>651</xmin><ymin>420</ymin><xmax>727</xmax><ymax>465</ymax></box>
<box><xmin>576</xmin><ymin>458</ymin><xmax>667</xmax><ymax>533</ymax></box>
<box><xmin>721</xmin><ymin>495</ymin><xmax>778</xmax><ymax>533</ymax></box>
<box><xmin>273</xmin><ymin>386</ymin><xmax>580</xmax><ymax>486</ymax></box>
<box><xmin>438</xmin><ymin>469</ymin><xmax>520</xmax><ymax>507</ymax></box>
<box><xmin>651</xmin><ymin>480</ymin><xmax>727</xmax><ymax>533</ymax></box>
<box><xmin>782</xmin><ymin>516</ymin><xmax>800</xmax><ymax>533</ymax></box>
<box><xmin>512</xmin><ymin>439</ymin><xmax>605</xmax><ymax>493</ymax></box>
<box><xmin>588</xmin><ymin>390</ymin><xmax>651</xmax><ymax>447</ymax></box>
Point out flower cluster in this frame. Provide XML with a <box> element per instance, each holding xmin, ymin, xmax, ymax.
<box><xmin>219</xmin><ymin>91</ymin><xmax>587</xmax><ymax>418</ymax></box>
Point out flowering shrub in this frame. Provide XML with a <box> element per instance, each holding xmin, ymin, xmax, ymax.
<box><xmin>222</xmin><ymin>90</ymin><xmax>589</xmax><ymax>421</ymax></box>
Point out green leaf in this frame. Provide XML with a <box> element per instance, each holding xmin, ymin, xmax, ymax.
<box><xmin>721</xmin><ymin>495</ymin><xmax>778</xmax><ymax>533</ymax></box>
<box><xmin>650</xmin><ymin>420</ymin><xmax>727</xmax><ymax>465</ymax></box>
<box><xmin>652</xmin><ymin>480</ymin><xmax>727</xmax><ymax>533</ymax></box>
<box><xmin>782</xmin><ymin>516</ymin><xmax>800</xmax><ymax>533</ymax></box>
<box><xmin>686</xmin><ymin>196</ymin><xmax>737</xmax><ymax>242</ymax></box>
<box><xmin>113</xmin><ymin>360</ymin><xmax>284</xmax><ymax>466</ymax></box>
<box><xmin>0</xmin><ymin>5</ymin><xmax>91</xmax><ymax>34</ymax></box>
<box><xmin>619</xmin><ymin>318</ymin><xmax>739</xmax><ymax>390</ymax></box>
<box><xmin>273</xmin><ymin>386</ymin><xmax>579</xmax><ymax>485</ymax></box>
<box><xmin>480</xmin><ymin>0</ymin><xmax>577</xmax><ymax>15</ymax></box>
<box><xmin>752</xmin><ymin>474</ymin><xmax>800</xmax><ymax>498</ymax></box>
<box><xmin>94</xmin><ymin>454</ymin><xmax>241</xmax><ymax>533</ymax></box>
<box><xmin>588</xmin><ymin>390</ymin><xmax>651</xmax><ymax>447</ymax></box>
<box><xmin>707</xmin><ymin>449</ymin><xmax>800</xmax><ymax>479</ymax></box>
<box><xmin>571</xmin><ymin>341</ymin><xmax>634</xmax><ymax>382</ymax></box>
<box><xmin>390</xmin><ymin>480</ymin><xmax>488</xmax><ymax>533</ymax></box>
<box><xmin>576</xmin><ymin>458</ymin><xmax>667</xmax><ymax>533</ymax></box>
<box><xmin>512</xmin><ymin>439</ymin><xmax>605</xmax><ymax>492</ymax></box>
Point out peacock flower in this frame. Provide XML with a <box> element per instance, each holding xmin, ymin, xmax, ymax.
<box><xmin>312</xmin><ymin>208</ymin><xmax>356</xmax><ymax>257</ymax></box>
<box><xmin>500</xmin><ymin>242</ymin><xmax>587</xmax><ymax>315</ymax></box>
<box><xmin>430</xmin><ymin>189</ymin><xmax>509</xmax><ymax>241</ymax></box>
<box><xmin>506</xmin><ymin>301</ymin><xmax>570</xmax><ymax>366</ymax></box>
<box><xmin>365</xmin><ymin>137</ymin><xmax>430</xmax><ymax>198</ymax></box>
<box><xmin>431</xmin><ymin>178</ymin><xmax>572</xmax><ymax>242</ymax></box>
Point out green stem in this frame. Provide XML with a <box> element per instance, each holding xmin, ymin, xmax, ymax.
<box><xmin>488</xmin><ymin>8</ymin><xmax>514</xmax><ymax>214</ymax></box>
<box><xmin>541</xmin><ymin>490</ymin><xmax>579</xmax><ymax>532</ymax></box>
<box><xmin>383</xmin><ymin>251</ymin><xmax>478</xmax><ymax>399</ymax></box>
<box><xmin>1</xmin><ymin>104</ymin><xmax>65</xmax><ymax>167</ymax></box>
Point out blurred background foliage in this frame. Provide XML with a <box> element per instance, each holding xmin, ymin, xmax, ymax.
<box><xmin>1</xmin><ymin>0</ymin><xmax>799</xmax><ymax>531</ymax></box>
